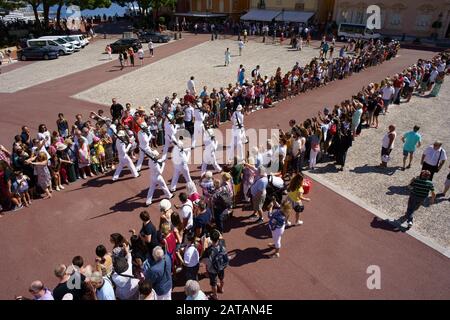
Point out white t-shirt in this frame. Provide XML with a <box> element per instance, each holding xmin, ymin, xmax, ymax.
<box><xmin>37</xmin><ymin>131</ymin><xmax>51</xmax><ymax>148</ymax></box>
<box><xmin>184</xmin><ymin>106</ymin><xmax>194</xmax><ymax>122</ymax></box>
<box><xmin>181</xmin><ymin>200</ymin><xmax>194</xmax><ymax>229</ymax></box>
<box><xmin>148</xmin><ymin>42</ymin><xmax>154</xmax><ymax>50</ymax></box>
<box><xmin>382</xmin><ymin>132</ymin><xmax>396</xmax><ymax>149</ymax></box>
<box><xmin>381</xmin><ymin>86</ymin><xmax>395</xmax><ymax>100</ymax></box>
<box><xmin>423</xmin><ymin>146</ymin><xmax>447</xmax><ymax>166</ymax></box>
<box><xmin>187</xmin><ymin>80</ymin><xmax>196</xmax><ymax>95</ymax></box>
<box><xmin>183</xmin><ymin>244</ymin><xmax>199</xmax><ymax>267</ymax></box>
<box><xmin>429</xmin><ymin>69</ymin><xmax>439</xmax><ymax>82</ymax></box>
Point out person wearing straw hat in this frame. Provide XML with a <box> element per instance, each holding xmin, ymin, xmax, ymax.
<box><xmin>228</xmin><ymin>104</ymin><xmax>245</xmax><ymax>162</ymax></box>
<box><xmin>201</xmin><ymin>128</ymin><xmax>222</xmax><ymax>176</ymax></box>
<box><xmin>170</xmin><ymin>140</ymin><xmax>193</xmax><ymax>192</ymax></box>
<box><xmin>136</xmin><ymin>122</ymin><xmax>153</xmax><ymax>172</ymax></box>
<box><xmin>146</xmin><ymin>150</ymin><xmax>173</xmax><ymax>206</ymax></box>
<box><xmin>112</xmin><ymin>130</ymin><xmax>139</xmax><ymax>181</ymax></box>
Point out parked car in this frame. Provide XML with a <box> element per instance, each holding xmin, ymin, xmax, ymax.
<box><xmin>109</xmin><ymin>38</ymin><xmax>141</xmax><ymax>53</ymax></box>
<box><xmin>18</xmin><ymin>46</ymin><xmax>59</xmax><ymax>61</ymax></box>
<box><xmin>337</xmin><ymin>23</ymin><xmax>381</xmax><ymax>42</ymax></box>
<box><xmin>71</xmin><ymin>34</ymin><xmax>89</xmax><ymax>47</ymax></box>
<box><xmin>39</xmin><ymin>36</ymin><xmax>81</xmax><ymax>51</ymax></box>
<box><xmin>27</xmin><ymin>39</ymin><xmax>73</xmax><ymax>55</ymax></box>
<box><xmin>138</xmin><ymin>31</ymin><xmax>171</xmax><ymax>43</ymax></box>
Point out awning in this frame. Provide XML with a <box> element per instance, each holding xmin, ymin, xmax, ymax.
<box><xmin>275</xmin><ymin>11</ymin><xmax>315</xmax><ymax>23</ymax></box>
<box><xmin>241</xmin><ymin>9</ymin><xmax>315</xmax><ymax>23</ymax></box>
<box><xmin>174</xmin><ymin>12</ymin><xmax>228</xmax><ymax>18</ymax></box>
<box><xmin>240</xmin><ymin>9</ymin><xmax>279</xmax><ymax>22</ymax></box>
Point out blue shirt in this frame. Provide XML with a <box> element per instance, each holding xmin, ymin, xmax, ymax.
<box><xmin>143</xmin><ymin>254</ymin><xmax>172</xmax><ymax>296</ymax></box>
<box><xmin>250</xmin><ymin>177</ymin><xmax>268</xmax><ymax>196</ymax></box>
<box><xmin>403</xmin><ymin>131</ymin><xmax>421</xmax><ymax>152</ymax></box>
<box><xmin>96</xmin><ymin>277</ymin><xmax>116</xmax><ymax>300</ymax></box>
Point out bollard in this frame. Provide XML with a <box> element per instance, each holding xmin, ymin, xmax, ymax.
<box><xmin>179</xmin><ymin>32</ymin><xmax>182</xmax><ymax>39</ymax></box>
<box><xmin>174</xmin><ymin>32</ymin><xmax>178</xmax><ymax>40</ymax></box>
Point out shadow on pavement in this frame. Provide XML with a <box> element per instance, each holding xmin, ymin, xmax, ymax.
<box><xmin>245</xmin><ymin>221</ymin><xmax>271</xmax><ymax>240</ymax></box>
<box><xmin>370</xmin><ymin>216</ymin><xmax>409</xmax><ymax>233</ymax></box>
<box><xmin>228</xmin><ymin>247</ymin><xmax>273</xmax><ymax>267</ymax></box>
<box><xmin>350</xmin><ymin>164</ymin><xmax>401</xmax><ymax>176</ymax></box>
<box><xmin>386</xmin><ymin>185</ymin><xmax>410</xmax><ymax>196</ymax></box>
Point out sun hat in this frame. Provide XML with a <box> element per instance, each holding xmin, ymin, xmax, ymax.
<box><xmin>56</xmin><ymin>143</ymin><xmax>67</xmax><ymax>151</ymax></box>
<box><xmin>93</xmin><ymin>136</ymin><xmax>100</xmax><ymax>143</ymax></box>
<box><xmin>160</xmin><ymin>199</ymin><xmax>172</xmax><ymax>211</ymax></box>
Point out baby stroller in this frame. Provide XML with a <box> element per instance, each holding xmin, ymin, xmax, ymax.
<box><xmin>264</xmin><ymin>175</ymin><xmax>286</xmax><ymax>209</ymax></box>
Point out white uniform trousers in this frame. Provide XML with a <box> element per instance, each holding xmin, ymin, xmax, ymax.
<box><xmin>170</xmin><ymin>164</ymin><xmax>193</xmax><ymax>191</ymax></box>
<box><xmin>146</xmin><ymin>174</ymin><xmax>172</xmax><ymax>205</ymax></box>
<box><xmin>113</xmin><ymin>155</ymin><xmax>139</xmax><ymax>180</ymax></box>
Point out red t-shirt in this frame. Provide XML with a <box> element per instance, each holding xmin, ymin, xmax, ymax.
<box><xmin>121</xmin><ymin>115</ymin><xmax>133</xmax><ymax>128</ymax></box>
<box><xmin>184</xmin><ymin>94</ymin><xmax>195</xmax><ymax>104</ymax></box>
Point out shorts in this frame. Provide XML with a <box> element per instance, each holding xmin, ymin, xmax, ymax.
<box><xmin>403</xmin><ymin>150</ymin><xmax>414</xmax><ymax>157</ymax></box>
<box><xmin>381</xmin><ymin>147</ymin><xmax>392</xmax><ymax>157</ymax></box>
<box><xmin>209</xmin><ymin>270</ymin><xmax>225</xmax><ymax>287</ymax></box>
<box><xmin>252</xmin><ymin>191</ymin><xmax>266</xmax><ymax>211</ymax></box>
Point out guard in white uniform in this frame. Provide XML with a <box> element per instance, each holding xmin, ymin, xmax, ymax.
<box><xmin>228</xmin><ymin>104</ymin><xmax>246</xmax><ymax>161</ymax></box>
<box><xmin>145</xmin><ymin>150</ymin><xmax>173</xmax><ymax>206</ymax></box>
<box><xmin>201</xmin><ymin>128</ymin><xmax>222</xmax><ymax>175</ymax></box>
<box><xmin>135</xmin><ymin>122</ymin><xmax>153</xmax><ymax>172</ymax></box>
<box><xmin>192</xmin><ymin>103</ymin><xmax>207</xmax><ymax>149</ymax></box>
<box><xmin>162</xmin><ymin>114</ymin><xmax>177</xmax><ymax>161</ymax></box>
<box><xmin>113</xmin><ymin>130</ymin><xmax>139</xmax><ymax>181</ymax></box>
<box><xmin>170</xmin><ymin>140</ymin><xmax>193</xmax><ymax>192</ymax></box>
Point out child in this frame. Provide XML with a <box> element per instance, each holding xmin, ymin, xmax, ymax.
<box><xmin>50</xmin><ymin>152</ymin><xmax>64</xmax><ymax>191</ymax></box>
<box><xmin>93</xmin><ymin>136</ymin><xmax>107</xmax><ymax>172</ymax></box>
<box><xmin>200</xmin><ymin>171</ymin><xmax>215</xmax><ymax>203</ymax></box>
<box><xmin>16</xmin><ymin>171</ymin><xmax>31</xmax><ymax>207</ymax></box>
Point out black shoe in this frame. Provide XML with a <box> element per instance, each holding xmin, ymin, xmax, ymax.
<box><xmin>256</xmin><ymin>217</ymin><xmax>264</xmax><ymax>224</ymax></box>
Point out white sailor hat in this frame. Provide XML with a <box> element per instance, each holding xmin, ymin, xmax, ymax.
<box><xmin>236</xmin><ymin>104</ymin><xmax>243</xmax><ymax>111</ymax></box>
<box><xmin>117</xmin><ymin>130</ymin><xmax>126</xmax><ymax>137</ymax></box>
<box><xmin>207</xmin><ymin>128</ymin><xmax>215</xmax><ymax>137</ymax></box>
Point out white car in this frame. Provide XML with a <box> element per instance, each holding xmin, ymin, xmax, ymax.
<box><xmin>27</xmin><ymin>39</ymin><xmax>73</xmax><ymax>55</ymax></box>
<box><xmin>337</xmin><ymin>23</ymin><xmax>382</xmax><ymax>41</ymax></box>
<box><xmin>39</xmin><ymin>36</ymin><xmax>81</xmax><ymax>51</ymax></box>
<box><xmin>71</xmin><ymin>34</ymin><xmax>89</xmax><ymax>47</ymax></box>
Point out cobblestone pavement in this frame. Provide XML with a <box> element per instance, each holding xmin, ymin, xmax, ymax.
<box><xmin>0</xmin><ymin>38</ymin><xmax>170</xmax><ymax>93</ymax></box>
<box><xmin>310</xmin><ymin>80</ymin><xmax>450</xmax><ymax>249</ymax></box>
<box><xmin>74</xmin><ymin>39</ymin><xmax>323</xmax><ymax>108</ymax></box>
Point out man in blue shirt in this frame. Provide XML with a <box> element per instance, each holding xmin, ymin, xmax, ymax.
<box><xmin>402</xmin><ymin>125</ymin><xmax>422</xmax><ymax>170</ymax></box>
<box><xmin>143</xmin><ymin>246</ymin><xmax>172</xmax><ymax>300</ymax></box>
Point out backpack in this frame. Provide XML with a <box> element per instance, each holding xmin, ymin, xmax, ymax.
<box><xmin>251</xmin><ymin>68</ymin><xmax>257</xmax><ymax>77</ymax></box>
<box><xmin>214</xmin><ymin>187</ymin><xmax>232</xmax><ymax>209</ymax></box>
<box><xmin>210</xmin><ymin>244</ymin><xmax>229</xmax><ymax>272</ymax></box>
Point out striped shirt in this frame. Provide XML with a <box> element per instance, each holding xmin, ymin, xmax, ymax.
<box><xmin>411</xmin><ymin>178</ymin><xmax>434</xmax><ymax>198</ymax></box>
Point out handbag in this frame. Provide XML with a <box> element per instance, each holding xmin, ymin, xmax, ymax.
<box><xmin>293</xmin><ymin>203</ymin><xmax>304</xmax><ymax>213</ymax></box>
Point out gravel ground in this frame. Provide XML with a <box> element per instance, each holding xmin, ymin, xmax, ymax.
<box><xmin>74</xmin><ymin>39</ymin><xmax>323</xmax><ymax>108</ymax></box>
<box><xmin>0</xmin><ymin>38</ymin><xmax>168</xmax><ymax>93</ymax></box>
<box><xmin>310</xmin><ymin>79</ymin><xmax>450</xmax><ymax>250</ymax></box>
